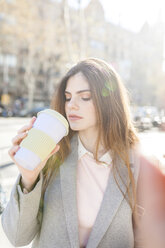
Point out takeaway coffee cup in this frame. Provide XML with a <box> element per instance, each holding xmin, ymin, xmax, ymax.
<box><xmin>14</xmin><ymin>109</ymin><xmax>69</xmax><ymax>170</ymax></box>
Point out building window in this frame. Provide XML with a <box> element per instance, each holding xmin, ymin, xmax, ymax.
<box><xmin>0</xmin><ymin>54</ymin><xmax>17</xmax><ymax>68</ymax></box>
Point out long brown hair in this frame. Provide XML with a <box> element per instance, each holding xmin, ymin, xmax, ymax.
<box><xmin>43</xmin><ymin>58</ymin><xmax>139</xmax><ymax>213</ymax></box>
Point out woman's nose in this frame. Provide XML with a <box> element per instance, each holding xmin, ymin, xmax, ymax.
<box><xmin>67</xmin><ymin>98</ymin><xmax>79</xmax><ymax>110</ymax></box>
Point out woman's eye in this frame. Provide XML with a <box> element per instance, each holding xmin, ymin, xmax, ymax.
<box><xmin>82</xmin><ymin>97</ymin><xmax>91</xmax><ymax>101</ymax></box>
<box><xmin>65</xmin><ymin>96</ymin><xmax>91</xmax><ymax>101</ymax></box>
<box><xmin>65</xmin><ymin>98</ymin><xmax>71</xmax><ymax>101</ymax></box>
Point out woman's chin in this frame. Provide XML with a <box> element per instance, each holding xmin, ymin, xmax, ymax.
<box><xmin>70</xmin><ymin>127</ymin><xmax>81</xmax><ymax>131</ymax></box>
<box><xmin>69</xmin><ymin>124</ymin><xmax>83</xmax><ymax>131</ymax></box>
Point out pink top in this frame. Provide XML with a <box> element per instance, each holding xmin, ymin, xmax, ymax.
<box><xmin>77</xmin><ymin>137</ymin><xmax>112</xmax><ymax>248</ymax></box>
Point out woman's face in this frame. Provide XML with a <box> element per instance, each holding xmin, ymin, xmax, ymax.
<box><xmin>64</xmin><ymin>72</ymin><xmax>97</xmax><ymax>132</ymax></box>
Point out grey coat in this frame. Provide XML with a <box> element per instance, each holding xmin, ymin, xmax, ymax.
<box><xmin>1</xmin><ymin>134</ymin><xmax>141</xmax><ymax>248</ymax></box>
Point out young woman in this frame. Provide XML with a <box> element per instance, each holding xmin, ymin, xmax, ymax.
<box><xmin>1</xmin><ymin>58</ymin><xmax>163</xmax><ymax>248</ymax></box>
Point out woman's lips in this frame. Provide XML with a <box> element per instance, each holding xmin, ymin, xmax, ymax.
<box><xmin>68</xmin><ymin>115</ymin><xmax>83</xmax><ymax>121</ymax></box>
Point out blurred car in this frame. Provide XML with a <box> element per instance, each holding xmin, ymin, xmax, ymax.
<box><xmin>134</xmin><ymin>116</ymin><xmax>152</xmax><ymax>131</ymax></box>
<box><xmin>141</xmin><ymin>117</ymin><xmax>153</xmax><ymax>130</ymax></box>
<box><xmin>0</xmin><ymin>103</ymin><xmax>13</xmax><ymax>117</ymax></box>
<box><xmin>152</xmin><ymin>116</ymin><xmax>161</xmax><ymax>127</ymax></box>
<box><xmin>19</xmin><ymin>105</ymin><xmax>50</xmax><ymax>117</ymax></box>
<box><xmin>131</xmin><ymin>106</ymin><xmax>163</xmax><ymax>131</ymax></box>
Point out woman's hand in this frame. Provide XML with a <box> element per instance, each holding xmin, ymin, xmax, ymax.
<box><xmin>8</xmin><ymin>116</ymin><xmax>60</xmax><ymax>191</ymax></box>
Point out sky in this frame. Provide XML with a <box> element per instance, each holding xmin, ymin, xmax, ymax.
<box><xmin>68</xmin><ymin>0</ymin><xmax>165</xmax><ymax>32</ymax></box>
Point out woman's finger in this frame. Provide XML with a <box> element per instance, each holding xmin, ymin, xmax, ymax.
<box><xmin>17</xmin><ymin>116</ymin><xmax>36</xmax><ymax>134</ymax></box>
<box><xmin>8</xmin><ymin>145</ymin><xmax>20</xmax><ymax>158</ymax></box>
<box><xmin>11</xmin><ymin>132</ymin><xmax>28</xmax><ymax>146</ymax></box>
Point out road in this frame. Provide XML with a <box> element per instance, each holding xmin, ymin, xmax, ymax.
<box><xmin>0</xmin><ymin>117</ymin><xmax>165</xmax><ymax>247</ymax></box>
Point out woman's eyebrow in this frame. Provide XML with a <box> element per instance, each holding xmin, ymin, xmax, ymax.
<box><xmin>64</xmin><ymin>89</ymin><xmax>91</xmax><ymax>94</ymax></box>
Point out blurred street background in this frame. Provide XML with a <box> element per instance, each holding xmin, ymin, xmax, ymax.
<box><xmin>0</xmin><ymin>0</ymin><xmax>165</xmax><ymax>247</ymax></box>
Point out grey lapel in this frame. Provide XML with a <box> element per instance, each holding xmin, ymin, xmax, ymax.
<box><xmin>60</xmin><ymin>134</ymin><xmax>80</xmax><ymax>248</ymax></box>
<box><xmin>60</xmin><ymin>134</ymin><xmax>131</xmax><ymax>248</ymax></box>
<box><xmin>86</xmin><ymin>156</ymin><xmax>130</xmax><ymax>248</ymax></box>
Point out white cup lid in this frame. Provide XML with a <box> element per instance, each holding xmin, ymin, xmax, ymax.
<box><xmin>37</xmin><ymin>109</ymin><xmax>69</xmax><ymax>135</ymax></box>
